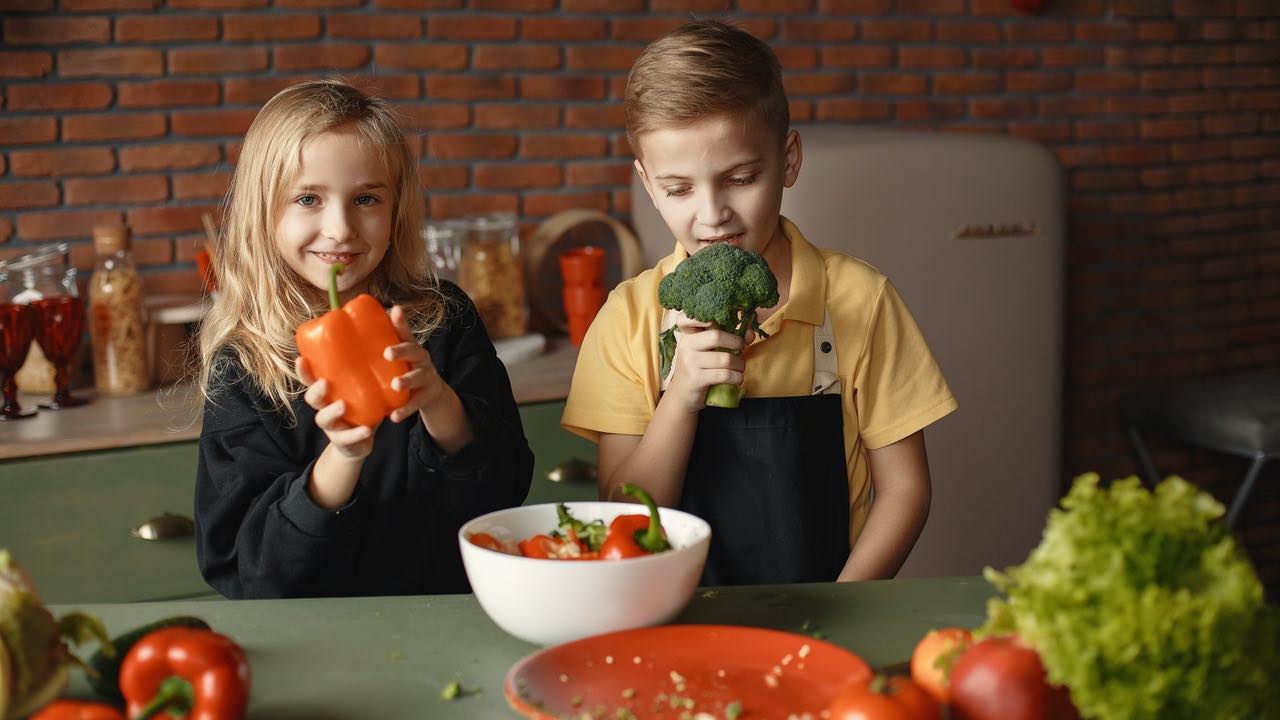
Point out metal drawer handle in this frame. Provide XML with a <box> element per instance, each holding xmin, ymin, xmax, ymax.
<box><xmin>132</xmin><ymin>513</ymin><xmax>194</xmax><ymax>541</ymax></box>
<box><xmin>546</xmin><ymin>458</ymin><xmax>596</xmax><ymax>484</ymax></box>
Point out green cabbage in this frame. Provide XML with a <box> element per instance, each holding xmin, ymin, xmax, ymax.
<box><xmin>981</xmin><ymin>474</ymin><xmax>1280</xmax><ymax>720</ymax></box>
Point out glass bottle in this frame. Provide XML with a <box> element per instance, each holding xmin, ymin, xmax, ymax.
<box><xmin>88</xmin><ymin>224</ymin><xmax>149</xmax><ymax>394</ymax></box>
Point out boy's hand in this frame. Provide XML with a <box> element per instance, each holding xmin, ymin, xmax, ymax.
<box><xmin>664</xmin><ymin>314</ymin><xmax>750</xmax><ymax>413</ymax></box>
<box><xmin>296</xmin><ymin>354</ymin><xmax>375</xmax><ymax>460</ymax></box>
<box><xmin>383</xmin><ymin>305</ymin><xmax>448</xmax><ymax>425</ymax></box>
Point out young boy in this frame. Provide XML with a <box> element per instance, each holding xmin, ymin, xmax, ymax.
<box><xmin>562</xmin><ymin>20</ymin><xmax>957</xmax><ymax>585</ymax></box>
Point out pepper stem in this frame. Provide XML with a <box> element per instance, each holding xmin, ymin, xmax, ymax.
<box><xmin>621</xmin><ymin>483</ymin><xmax>671</xmax><ymax>553</ymax></box>
<box><xmin>328</xmin><ymin>262</ymin><xmax>346</xmax><ymax>311</ymax></box>
<box><xmin>131</xmin><ymin>676</ymin><xmax>195</xmax><ymax>720</ymax></box>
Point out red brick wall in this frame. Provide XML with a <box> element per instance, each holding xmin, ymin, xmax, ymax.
<box><xmin>2</xmin><ymin>0</ymin><xmax>1278</xmax><ymax>587</ymax></box>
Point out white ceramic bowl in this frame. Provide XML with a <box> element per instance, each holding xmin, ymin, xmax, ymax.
<box><xmin>459</xmin><ymin>502</ymin><xmax>711</xmax><ymax>646</ymax></box>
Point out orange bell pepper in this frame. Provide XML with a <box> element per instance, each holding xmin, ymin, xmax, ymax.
<box><xmin>295</xmin><ymin>263</ymin><xmax>410</xmax><ymax>428</ymax></box>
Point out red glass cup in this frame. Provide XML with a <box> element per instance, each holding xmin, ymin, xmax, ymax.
<box><xmin>560</xmin><ymin>246</ymin><xmax>606</xmax><ymax>346</ymax></box>
<box><xmin>559</xmin><ymin>246</ymin><xmax>605</xmax><ymax>287</ymax></box>
<box><xmin>563</xmin><ymin>285</ymin><xmax>606</xmax><ymax>346</ymax></box>
<box><xmin>0</xmin><ymin>301</ymin><xmax>37</xmax><ymax>420</ymax></box>
<box><xmin>32</xmin><ymin>293</ymin><xmax>87</xmax><ymax>409</ymax></box>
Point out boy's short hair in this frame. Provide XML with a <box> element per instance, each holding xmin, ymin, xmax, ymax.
<box><xmin>625</xmin><ymin>19</ymin><xmax>789</xmax><ymax>155</ymax></box>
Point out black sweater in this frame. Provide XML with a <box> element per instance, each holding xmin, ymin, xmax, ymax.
<box><xmin>195</xmin><ymin>283</ymin><xmax>533</xmax><ymax>599</ymax></box>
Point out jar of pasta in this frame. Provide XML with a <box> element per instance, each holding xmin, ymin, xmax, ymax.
<box><xmin>457</xmin><ymin>213</ymin><xmax>528</xmax><ymax>339</ymax></box>
<box><xmin>88</xmin><ymin>224</ymin><xmax>149</xmax><ymax>394</ymax></box>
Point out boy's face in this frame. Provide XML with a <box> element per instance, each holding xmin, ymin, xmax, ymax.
<box><xmin>633</xmin><ymin>113</ymin><xmax>801</xmax><ymax>261</ymax></box>
<box><xmin>275</xmin><ymin>125</ymin><xmax>393</xmax><ymax>302</ymax></box>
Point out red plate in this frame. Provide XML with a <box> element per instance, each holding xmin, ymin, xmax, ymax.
<box><xmin>505</xmin><ymin>624</ymin><xmax>872</xmax><ymax>719</ymax></box>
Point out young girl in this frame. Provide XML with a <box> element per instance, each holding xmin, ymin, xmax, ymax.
<box><xmin>195</xmin><ymin>80</ymin><xmax>533</xmax><ymax>599</ymax></box>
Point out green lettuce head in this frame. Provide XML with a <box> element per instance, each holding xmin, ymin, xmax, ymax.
<box><xmin>982</xmin><ymin>474</ymin><xmax>1280</xmax><ymax>720</ymax></box>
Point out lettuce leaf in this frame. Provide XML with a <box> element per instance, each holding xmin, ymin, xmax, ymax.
<box><xmin>981</xmin><ymin>474</ymin><xmax>1280</xmax><ymax>720</ymax></box>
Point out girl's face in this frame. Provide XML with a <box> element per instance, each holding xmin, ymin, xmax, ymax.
<box><xmin>633</xmin><ymin>113</ymin><xmax>801</xmax><ymax>264</ymax></box>
<box><xmin>275</xmin><ymin>125</ymin><xmax>394</xmax><ymax>302</ymax></box>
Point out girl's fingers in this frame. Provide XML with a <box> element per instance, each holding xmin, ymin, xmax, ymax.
<box><xmin>391</xmin><ymin>367</ymin><xmax>431</xmax><ymax>392</ymax></box>
<box><xmin>384</xmin><ymin>341</ymin><xmax>427</xmax><ymax>363</ymax></box>
<box><xmin>328</xmin><ymin>424</ymin><xmax>373</xmax><ymax>447</ymax></box>
<box><xmin>314</xmin><ymin>398</ymin><xmax>348</xmax><ymax>428</ymax></box>
<box><xmin>304</xmin><ymin>378</ymin><xmax>329</xmax><ymax>409</ymax></box>
<box><xmin>389</xmin><ymin>305</ymin><xmax>413</xmax><ymax>342</ymax></box>
<box><xmin>295</xmin><ymin>355</ymin><xmax>316</xmax><ymax>385</ymax></box>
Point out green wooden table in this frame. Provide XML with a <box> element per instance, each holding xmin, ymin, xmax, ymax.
<box><xmin>51</xmin><ymin>577</ymin><xmax>992</xmax><ymax>719</ymax></box>
<box><xmin>1</xmin><ymin>401</ymin><xmax>598</xmax><ymax>605</ymax></box>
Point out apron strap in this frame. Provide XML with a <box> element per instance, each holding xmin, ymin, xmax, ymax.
<box><xmin>660</xmin><ymin>308</ymin><xmax>840</xmax><ymax>396</ymax></box>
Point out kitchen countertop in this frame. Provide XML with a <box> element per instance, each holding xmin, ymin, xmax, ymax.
<box><xmin>50</xmin><ymin>577</ymin><xmax>992</xmax><ymax>719</ymax></box>
<box><xmin>0</xmin><ymin>337</ymin><xmax>579</xmax><ymax>460</ymax></box>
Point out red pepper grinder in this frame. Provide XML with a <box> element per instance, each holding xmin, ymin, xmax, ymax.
<box><xmin>559</xmin><ymin>246</ymin><xmax>606</xmax><ymax>346</ymax></box>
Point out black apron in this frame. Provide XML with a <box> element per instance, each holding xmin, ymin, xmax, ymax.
<box><xmin>678</xmin><ymin>392</ymin><xmax>850</xmax><ymax>585</ymax></box>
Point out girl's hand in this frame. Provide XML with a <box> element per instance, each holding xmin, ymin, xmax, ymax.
<box><xmin>664</xmin><ymin>313</ymin><xmax>751</xmax><ymax>414</ymax></box>
<box><xmin>296</xmin><ymin>354</ymin><xmax>374</xmax><ymax>459</ymax></box>
<box><xmin>384</xmin><ymin>305</ymin><xmax>448</xmax><ymax>424</ymax></box>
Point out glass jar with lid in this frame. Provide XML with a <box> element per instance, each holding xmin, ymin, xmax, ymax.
<box><xmin>423</xmin><ymin>220</ymin><xmax>463</xmax><ymax>284</ymax></box>
<box><xmin>6</xmin><ymin>243</ymin><xmax>70</xmax><ymax>394</ymax></box>
<box><xmin>456</xmin><ymin>213</ymin><xmax>528</xmax><ymax>339</ymax></box>
<box><xmin>88</xmin><ymin>224</ymin><xmax>149</xmax><ymax>394</ymax></box>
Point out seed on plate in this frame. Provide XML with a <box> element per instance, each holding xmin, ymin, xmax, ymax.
<box><xmin>764</xmin><ymin>674</ymin><xmax>779</xmax><ymax>688</ymax></box>
<box><xmin>798</xmin><ymin>644</ymin><xmax>811</xmax><ymax>658</ymax></box>
<box><xmin>606</xmin><ymin>655</ymin><xmax>614</xmax><ymax>664</ymax></box>
<box><xmin>559</xmin><ymin>673</ymin><xmax>570</xmax><ymax>683</ymax></box>
<box><xmin>781</xmin><ymin>653</ymin><xmax>793</xmax><ymax>665</ymax></box>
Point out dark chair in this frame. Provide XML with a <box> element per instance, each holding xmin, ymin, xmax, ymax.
<box><xmin>1119</xmin><ymin>369</ymin><xmax>1280</xmax><ymax>529</ymax></box>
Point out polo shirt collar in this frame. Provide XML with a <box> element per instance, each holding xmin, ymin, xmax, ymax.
<box><xmin>668</xmin><ymin>216</ymin><xmax>826</xmax><ymax>327</ymax></box>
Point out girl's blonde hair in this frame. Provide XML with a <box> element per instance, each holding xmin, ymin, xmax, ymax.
<box><xmin>624</xmin><ymin>19</ymin><xmax>790</xmax><ymax>156</ymax></box>
<box><xmin>199</xmin><ymin>79</ymin><xmax>443</xmax><ymax>419</ymax></box>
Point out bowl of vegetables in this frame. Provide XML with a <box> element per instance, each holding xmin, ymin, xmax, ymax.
<box><xmin>458</xmin><ymin>485</ymin><xmax>711</xmax><ymax>646</ymax></box>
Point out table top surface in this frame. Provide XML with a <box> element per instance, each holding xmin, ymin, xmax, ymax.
<box><xmin>0</xmin><ymin>338</ymin><xmax>579</xmax><ymax>460</ymax></box>
<box><xmin>52</xmin><ymin>577</ymin><xmax>992</xmax><ymax>719</ymax></box>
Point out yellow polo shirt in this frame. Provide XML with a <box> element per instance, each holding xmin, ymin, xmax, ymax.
<box><xmin>561</xmin><ymin>218</ymin><xmax>957</xmax><ymax>546</ymax></box>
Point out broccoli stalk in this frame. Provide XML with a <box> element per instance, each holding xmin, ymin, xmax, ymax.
<box><xmin>656</xmin><ymin>243</ymin><xmax>779</xmax><ymax>409</ymax></box>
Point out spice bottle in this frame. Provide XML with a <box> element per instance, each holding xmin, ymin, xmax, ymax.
<box><xmin>88</xmin><ymin>224</ymin><xmax>149</xmax><ymax>394</ymax></box>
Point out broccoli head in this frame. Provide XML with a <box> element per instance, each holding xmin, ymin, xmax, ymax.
<box><xmin>658</xmin><ymin>243</ymin><xmax>779</xmax><ymax>333</ymax></box>
<box><xmin>656</xmin><ymin>243</ymin><xmax>779</xmax><ymax>408</ymax></box>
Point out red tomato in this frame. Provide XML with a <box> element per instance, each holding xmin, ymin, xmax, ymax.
<box><xmin>949</xmin><ymin>636</ymin><xmax>1079</xmax><ymax>720</ymax></box>
<box><xmin>31</xmin><ymin>699</ymin><xmax>125</xmax><ymax>720</ymax></box>
<box><xmin>829</xmin><ymin>675</ymin><xmax>942</xmax><ymax>720</ymax></box>
<box><xmin>910</xmin><ymin>627</ymin><xmax>973</xmax><ymax>704</ymax></box>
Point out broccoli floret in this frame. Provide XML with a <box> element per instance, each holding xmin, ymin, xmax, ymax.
<box><xmin>656</xmin><ymin>243</ymin><xmax>779</xmax><ymax>408</ymax></box>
